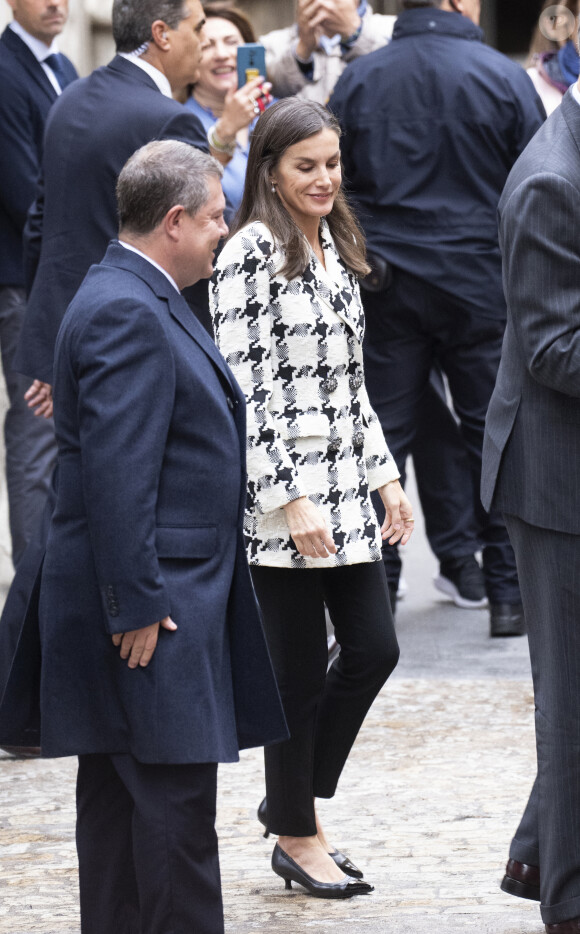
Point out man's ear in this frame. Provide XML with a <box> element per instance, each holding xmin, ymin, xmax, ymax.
<box><xmin>164</xmin><ymin>204</ymin><xmax>186</xmax><ymax>241</ymax></box>
<box><xmin>150</xmin><ymin>19</ymin><xmax>171</xmax><ymax>51</ymax></box>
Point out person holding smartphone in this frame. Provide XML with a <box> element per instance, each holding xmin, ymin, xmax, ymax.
<box><xmin>185</xmin><ymin>2</ymin><xmax>274</xmax><ymax>212</ymax></box>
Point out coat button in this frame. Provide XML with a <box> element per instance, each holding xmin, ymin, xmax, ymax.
<box><xmin>353</xmin><ymin>430</ymin><xmax>365</xmax><ymax>450</ymax></box>
<box><xmin>349</xmin><ymin>373</ymin><xmax>363</xmax><ymax>391</ymax></box>
<box><xmin>327</xmin><ymin>439</ymin><xmax>341</xmax><ymax>455</ymax></box>
<box><xmin>227</xmin><ymin>396</ymin><xmax>235</xmax><ymax>411</ymax></box>
<box><xmin>321</xmin><ymin>376</ymin><xmax>338</xmax><ymax>394</ymax></box>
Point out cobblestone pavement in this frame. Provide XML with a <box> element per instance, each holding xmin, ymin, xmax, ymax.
<box><xmin>0</xmin><ymin>454</ymin><xmax>543</xmax><ymax>933</ymax></box>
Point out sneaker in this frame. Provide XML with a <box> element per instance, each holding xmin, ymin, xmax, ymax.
<box><xmin>397</xmin><ymin>576</ymin><xmax>408</xmax><ymax>600</ymax></box>
<box><xmin>433</xmin><ymin>555</ymin><xmax>488</xmax><ymax>609</ymax></box>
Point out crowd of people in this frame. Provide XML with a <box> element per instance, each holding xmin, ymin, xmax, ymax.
<box><xmin>0</xmin><ymin>0</ymin><xmax>579</xmax><ymax>932</ymax></box>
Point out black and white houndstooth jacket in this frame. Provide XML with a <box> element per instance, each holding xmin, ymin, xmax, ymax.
<box><xmin>210</xmin><ymin>220</ymin><xmax>399</xmax><ymax>568</ymax></box>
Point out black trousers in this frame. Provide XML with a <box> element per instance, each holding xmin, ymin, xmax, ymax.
<box><xmin>362</xmin><ymin>267</ymin><xmax>520</xmax><ymax>604</ymax></box>
<box><xmin>411</xmin><ymin>369</ymin><xmax>479</xmax><ymax>564</ymax></box>
<box><xmin>251</xmin><ymin>561</ymin><xmax>399</xmax><ymax>837</ymax></box>
<box><xmin>76</xmin><ymin>753</ymin><xmax>223</xmax><ymax>934</ymax></box>
<box><xmin>504</xmin><ymin>514</ymin><xmax>580</xmax><ymax>926</ymax></box>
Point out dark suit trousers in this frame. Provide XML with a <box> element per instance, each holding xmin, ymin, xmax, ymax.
<box><xmin>0</xmin><ymin>286</ymin><xmax>56</xmax><ymax>566</ymax></box>
<box><xmin>362</xmin><ymin>267</ymin><xmax>520</xmax><ymax>604</ymax></box>
<box><xmin>504</xmin><ymin>514</ymin><xmax>580</xmax><ymax>925</ymax></box>
<box><xmin>251</xmin><ymin>562</ymin><xmax>399</xmax><ymax>836</ymax></box>
<box><xmin>76</xmin><ymin>754</ymin><xmax>223</xmax><ymax>934</ymax></box>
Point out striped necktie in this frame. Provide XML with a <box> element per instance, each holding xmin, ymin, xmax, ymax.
<box><xmin>44</xmin><ymin>52</ymin><xmax>71</xmax><ymax>91</ymax></box>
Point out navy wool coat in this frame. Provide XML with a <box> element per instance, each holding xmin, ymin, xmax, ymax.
<box><xmin>33</xmin><ymin>242</ymin><xmax>287</xmax><ymax>762</ymax></box>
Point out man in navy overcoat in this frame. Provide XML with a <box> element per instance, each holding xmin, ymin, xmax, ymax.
<box><xmin>35</xmin><ymin>140</ymin><xmax>286</xmax><ymax>934</ymax></box>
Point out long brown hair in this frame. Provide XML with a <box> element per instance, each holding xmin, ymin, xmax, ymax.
<box><xmin>229</xmin><ymin>98</ymin><xmax>370</xmax><ymax>280</ymax></box>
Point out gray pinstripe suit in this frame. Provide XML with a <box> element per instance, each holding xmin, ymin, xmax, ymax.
<box><xmin>482</xmin><ymin>88</ymin><xmax>580</xmax><ymax>927</ymax></box>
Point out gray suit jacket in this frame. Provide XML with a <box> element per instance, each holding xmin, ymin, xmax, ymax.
<box><xmin>482</xmin><ymin>90</ymin><xmax>580</xmax><ymax>533</ymax></box>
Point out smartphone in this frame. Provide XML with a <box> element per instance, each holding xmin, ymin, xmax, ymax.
<box><xmin>236</xmin><ymin>43</ymin><xmax>266</xmax><ymax>89</ymax></box>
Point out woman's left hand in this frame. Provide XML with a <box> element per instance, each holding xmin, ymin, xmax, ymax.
<box><xmin>216</xmin><ymin>77</ymin><xmax>273</xmax><ymax>142</ymax></box>
<box><xmin>378</xmin><ymin>479</ymin><xmax>414</xmax><ymax>546</ymax></box>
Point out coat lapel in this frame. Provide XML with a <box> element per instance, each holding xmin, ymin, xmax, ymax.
<box><xmin>561</xmin><ymin>89</ymin><xmax>580</xmax><ymax>159</ymax></box>
<box><xmin>305</xmin><ymin>222</ymin><xmax>364</xmax><ymax>340</ymax></box>
<box><xmin>103</xmin><ymin>241</ymin><xmax>238</xmax><ymax>397</ymax></box>
<box><xmin>1</xmin><ymin>28</ymin><xmax>57</xmax><ymax>103</ymax></box>
<box><xmin>165</xmin><ymin>289</ymin><xmax>238</xmax><ymax>396</ymax></box>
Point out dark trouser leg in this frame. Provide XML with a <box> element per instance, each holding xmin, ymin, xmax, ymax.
<box><xmin>314</xmin><ymin>561</ymin><xmax>399</xmax><ymax>797</ymax></box>
<box><xmin>362</xmin><ymin>273</ymin><xmax>433</xmax><ymax>591</ymax></box>
<box><xmin>411</xmin><ymin>370</ymin><xmax>479</xmax><ymax>561</ymax></box>
<box><xmin>251</xmin><ymin>566</ymin><xmax>327</xmax><ymax>837</ymax></box>
<box><xmin>251</xmin><ymin>564</ymin><xmax>398</xmax><ymax>833</ymax></box>
<box><xmin>0</xmin><ymin>286</ymin><xmax>56</xmax><ymax>567</ymax></box>
<box><xmin>76</xmin><ymin>754</ymin><xmax>140</xmax><ymax>934</ymax></box>
<box><xmin>431</xmin><ymin>298</ymin><xmax>520</xmax><ymax>605</ymax></box>
<box><xmin>504</xmin><ymin>514</ymin><xmax>580</xmax><ymax>924</ymax></box>
<box><xmin>77</xmin><ymin>753</ymin><xmax>223</xmax><ymax>934</ymax></box>
<box><xmin>509</xmin><ymin>774</ymin><xmax>540</xmax><ymax>867</ymax></box>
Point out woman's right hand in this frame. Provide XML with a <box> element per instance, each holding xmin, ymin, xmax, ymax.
<box><xmin>282</xmin><ymin>496</ymin><xmax>337</xmax><ymax>559</ymax></box>
<box><xmin>215</xmin><ymin>76</ymin><xmax>272</xmax><ymax>143</ymax></box>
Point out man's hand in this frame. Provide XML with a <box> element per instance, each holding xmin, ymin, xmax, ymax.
<box><xmin>216</xmin><ymin>76</ymin><xmax>271</xmax><ymax>142</ymax></box>
<box><xmin>296</xmin><ymin>0</ymin><xmax>360</xmax><ymax>56</ymax></box>
<box><xmin>112</xmin><ymin>616</ymin><xmax>177</xmax><ymax>669</ymax></box>
<box><xmin>378</xmin><ymin>480</ymin><xmax>414</xmax><ymax>546</ymax></box>
<box><xmin>317</xmin><ymin>0</ymin><xmax>361</xmax><ymax>40</ymax></box>
<box><xmin>296</xmin><ymin>0</ymin><xmax>325</xmax><ymax>60</ymax></box>
<box><xmin>25</xmin><ymin>380</ymin><xmax>53</xmax><ymax>418</ymax></box>
<box><xmin>282</xmin><ymin>496</ymin><xmax>337</xmax><ymax>558</ymax></box>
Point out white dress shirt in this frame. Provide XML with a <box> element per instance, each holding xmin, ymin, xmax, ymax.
<box><xmin>118</xmin><ymin>51</ymin><xmax>172</xmax><ymax>99</ymax></box>
<box><xmin>119</xmin><ymin>241</ymin><xmax>180</xmax><ymax>293</ymax></box>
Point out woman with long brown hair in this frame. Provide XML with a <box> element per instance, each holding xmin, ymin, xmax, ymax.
<box><xmin>211</xmin><ymin>98</ymin><xmax>414</xmax><ymax>898</ymax></box>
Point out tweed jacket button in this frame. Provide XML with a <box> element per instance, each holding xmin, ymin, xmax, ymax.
<box><xmin>321</xmin><ymin>376</ymin><xmax>338</xmax><ymax>394</ymax></box>
<box><xmin>353</xmin><ymin>430</ymin><xmax>365</xmax><ymax>450</ymax></box>
<box><xmin>327</xmin><ymin>439</ymin><xmax>342</xmax><ymax>454</ymax></box>
<box><xmin>349</xmin><ymin>373</ymin><xmax>363</xmax><ymax>391</ymax></box>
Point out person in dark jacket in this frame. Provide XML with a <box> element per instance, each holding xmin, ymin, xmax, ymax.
<box><xmin>329</xmin><ymin>0</ymin><xmax>546</xmax><ymax>636</ymax></box>
<box><xmin>0</xmin><ymin>0</ymin><xmax>76</xmax><ymax>568</ymax></box>
<box><xmin>15</xmin><ymin>0</ymin><xmax>218</xmax><ymax>416</ymax></box>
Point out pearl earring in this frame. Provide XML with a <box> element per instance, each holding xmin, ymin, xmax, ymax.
<box><xmin>271</xmin><ymin>184</ymin><xmax>276</xmax><ymax>193</ymax></box>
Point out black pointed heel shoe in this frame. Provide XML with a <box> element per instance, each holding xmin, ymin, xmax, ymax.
<box><xmin>257</xmin><ymin>797</ymin><xmax>270</xmax><ymax>838</ymax></box>
<box><xmin>328</xmin><ymin>848</ymin><xmax>364</xmax><ymax>879</ymax></box>
<box><xmin>257</xmin><ymin>798</ymin><xmax>364</xmax><ymax>877</ymax></box>
<box><xmin>271</xmin><ymin>844</ymin><xmax>373</xmax><ymax>899</ymax></box>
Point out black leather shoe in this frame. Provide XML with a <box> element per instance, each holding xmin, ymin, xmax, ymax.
<box><xmin>0</xmin><ymin>745</ymin><xmax>41</xmax><ymax>758</ymax></box>
<box><xmin>257</xmin><ymin>799</ymin><xmax>364</xmax><ymax>877</ymax></box>
<box><xmin>545</xmin><ymin>920</ymin><xmax>580</xmax><ymax>933</ymax></box>
<box><xmin>271</xmin><ymin>844</ymin><xmax>373</xmax><ymax>898</ymax></box>
<box><xmin>500</xmin><ymin>858</ymin><xmax>540</xmax><ymax>901</ymax></box>
<box><xmin>490</xmin><ymin>603</ymin><xmax>526</xmax><ymax>637</ymax></box>
<box><xmin>257</xmin><ymin>797</ymin><xmax>270</xmax><ymax>838</ymax></box>
<box><xmin>328</xmin><ymin>848</ymin><xmax>364</xmax><ymax>878</ymax></box>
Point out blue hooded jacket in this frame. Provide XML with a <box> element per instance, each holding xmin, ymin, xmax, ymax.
<box><xmin>330</xmin><ymin>7</ymin><xmax>546</xmax><ymax>316</ymax></box>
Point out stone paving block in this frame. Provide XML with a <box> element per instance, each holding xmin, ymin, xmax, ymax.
<box><xmin>0</xmin><ymin>677</ymin><xmax>544</xmax><ymax>934</ymax></box>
